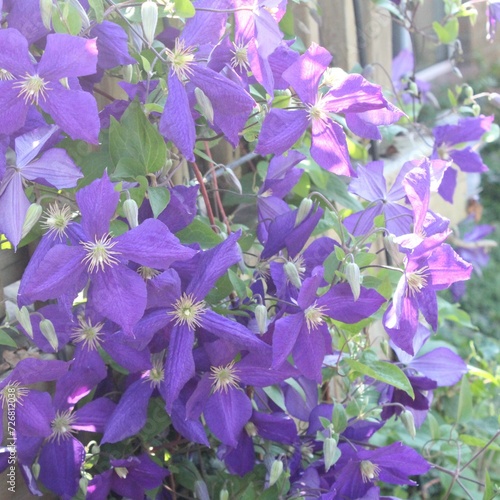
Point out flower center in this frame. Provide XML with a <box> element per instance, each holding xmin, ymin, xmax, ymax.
<box><xmin>231</xmin><ymin>41</ymin><xmax>250</xmax><ymax>72</ymax></box>
<box><xmin>406</xmin><ymin>266</ymin><xmax>429</xmax><ymax>296</ymax></box>
<box><xmin>360</xmin><ymin>460</ymin><xmax>381</xmax><ymax>483</ymax></box>
<box><xmin>71</xmin><ymin>317</ymin><xmax>104</xmax><ymax>350</ymax></box>
<box><xmin>210</xmin><ymin>361</ymin><xmax>241</xmax><ymax>393</ymax></box>
<box><xmin>0</xmin><ymin>68</ymin><xmax>14</xmax><ymax>81</ymax></box>
<box><xmin>0</xmin><ymin>382</ymin><xmax>29</xmax><ymax>407</ymax></box>
<box><xmin>137</xmin><ymin>266</ymin><xmax>161</xmax><ymax>280</ymax></box>
<box><xmin>50</xmin><ymin>410</ymin><xmax>77</xmax><ymax>442</ymax></box>
<box><xmin>166</xmin><ymin>39</ymin><xmax>196</xmax><ymax>82</ymax></box>
<box><xmin>41</xmin><ymin>204</ymin><xmax>72</xmax><ymax>239</ymax></box>
<box><xmin>168</xmin><ymin>293</ymin><xmax>206</xmax><ymax>330</ymax></box>
<box><xmin>14</xmin><ymin>73</ymin><xmax>50</xmax><ymax>106</ymax></box>
<box><xmin>81</xmin><ymin>233</ymin><xmax>121</xmax><ymax>273</ymax></box>
<box><xmin>303</xmin><ymin>302</ymin><xmax>328</xmax><ymax>332</ymax></box>
<box><xmin>146</xmin><ymin>359</ymin><xmax>165</xmax><ymax>388</ymax></box>
<box><xmin>307</xmin><ymin>97</ymin><xmax>328</xmax><ymax>121</ymax></box>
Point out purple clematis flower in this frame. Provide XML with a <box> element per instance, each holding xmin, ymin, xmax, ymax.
<box><xmin>332</xmin><ymin>442</ymin><xmax>430</xmax><ymax>499</ymax></box>
<box><xmin>0</xmin><ymin>125</ymin><xmax>82</xmax><ymax>248</ymax></box>
<box><xmin>272</xmin><ymin>267</ymin><xmax>386</xmax><ymax>381</ymax></box>
<box><xmin>87</xmin><ymin>453</ymin><xmax>168</xmax><ymax>500</ymax></box>
<box><xmin>432</xmin><ymin>115</ymin><xmax>493</xmax><ymax>202</ymax></box>
<box><xmin>0</xmin><ymin>29</ymin><xmax>100</xmax><ymax>143</ymax></box>
<box><xmin>256</xmin><ymin>43</ymin><xmax>390</xmax><ymax>176</ymax></box>
<box><xmin>18</xmin><ymin>172</ymin><xmax>196</xmax><ymax>333</ymax></box>
<box><xmin>343</xmin><ymin>160</ymin><xmax>414</xmax><ymax>237</ymax></box>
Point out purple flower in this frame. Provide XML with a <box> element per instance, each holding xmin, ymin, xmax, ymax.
<box><xmin>87</xmin><ymin>453</ymin><xmax>168</xmax><ymax>500</ymax></box>
<box><xmin>18</xmin><ymin>173</ymin><xmax>196</xmax><ymax>333</ymax></box>
<box><xmin>256</xmin><ymin>43</ymin><xmax>390</xmax><ymax>176</ymax></box>
<box><xmin>343</xmin><ymin>160</ymin><xmax>414</xmax><ymax>237</ymax></box>
<box><xmin>0</xmin><ymin>125</ymin><xmax>82</xmax><ymax>248</ymax></box>
<box><xmin>332</xmin><ymin>442</ymin><xmax>430</xmax><ymax>499</ymax></box>
<box><xmin>0</xmin><ymin>29</ymin><xmax>100</xmax><ymax>143</ymax></box>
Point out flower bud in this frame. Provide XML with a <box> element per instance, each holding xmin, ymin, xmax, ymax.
<box><xmin>195</xmin><ymin>87</ymin><xmax>214</xmax><ymax>124</ymax></box>
<box><xmin>284</xmin><ymin>261</ymin><xmax>302</xmax><ymax>288</ymax></box>
<box><xmin>141</xmin><ymin>0</ymin><xmax>158</xmax><ymax>46</ymax></box>
<box><xmin>268</xmin><ymin>459</ymin><xmax>283</xmax><ymax>487</ymax></box>
<box><xmin>21</xmin><ymin>203</ymin><xmax>43</xmax><ymax>240</ymax></box>
<box><xmin>123</xmin><ymin>198</ymin><xmax>139</xmax><ymax>228</ymax></box>
<box><xmin>32</xmin><ymin>462</ymin><xmax>40</xmax><ymax>480</ymax></box>
<box><xmin>91</xmin><ymin>444</ymin><xmax>100</xmax><ymax>455</ymax></box>
<box><xmin>39</xmin><ymin>319</ymin><xmax>58</xmax><ymax>351</ymax></box>
<box><xmin>254</xmin><ymin>304</ymin><xmax>268</xmax><ymax>334</ymax></box>
<box><xmin>295</xmin><ymin>198</ymin><xmax>313</xmax><ymax>227</ymax></box>
<box><xmin>114</xmin><ymin>467</ymin><xmax>128</xmax><ymax>479</ymax></box>
<box><xmin>345</xmin><ymin>261</ymin><xmax>361</xmax><ymax>301</ymax></box>
<box><xmin>219</xmin><ymin>488</ymin><xmax>229</xmax><ymax>500</ymax></box>
<box><xmin>323</xmin><ymin>437</ymin><xmax>338</xmax><ymax>472</ymax></box>
<box><xmin>400</xmin><ymin>409</ymin><xmax>416</xmax><ymax>439</ymax></box>
<box><xmin>40</xmin><ymin>0</ymin><xmax>53</xmax><ymax>30</ymax></box>
<box><xmin>79</xmin><ymin>476</ymin><xmax>89</xmax><ymax>495</ymax></box>
<box><xmin>472</xmin><ymin>103</ymin><xmax>481</xmax><ymax>116</ymax></box>
<box><xmin>15</xmin><ymin>306</ymin><xmax>33</xmax><ymax>338</ymax></box>
<box><xmin>123</xmin><ymin>64</ymin><xmax>134</xmax><ymax>83</ymax></box>
<box><xmin>194</xmin><ymin>480</ymin><xmax>210</xmax><ymax>500</ymax></box>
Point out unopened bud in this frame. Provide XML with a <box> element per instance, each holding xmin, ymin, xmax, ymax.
<box><xmin>59</xmin><ymin>77</ymin><xmax>70</xmax><ymax>90</ymax></box>
<box><xmin>269</xmin><ymin>459</ymin><xmax>283</xmax><ymax>487</ymax></box>
<box><xmin>324</xmin><ymin>437</ymin><xmax>338</xmax><ymax>472</ymax></box>
<box><xmin>123</xmin><ymin>198</ymin><xmax>139</xmax><ymax>228</ymax></box>
<box><xmin>345</xmin><ymin>261</ymin><xmax>361</xmax><ymax>301</ymax></box>
<box><xmin>141</xmin><ymin>0</ymin><xmax>158</xmax><ymax>46</ymax></box>
<box><xmin>79</xmin><ymin>476</ymin><xmax>89</xmax><ymax>494</ymax></box>
<box><xmin>255</xmin><ymin>304</ymin><xmax>268</xmax><ymax>334</ymax></box>
<box><xmin>195</xmin><ymin>87</ymin><xmax>214</xmax><ymax>124</ymax></box>
<box><xmin>194</xmin><ymin>480</ymin><xmax>210</xmax><ymax>500</ymax></box>
<box><xmin>295</xmin><ymin>198</ymin><xmax>313</xmax><ymax>227</ymax></box>
<box><xmin>123</xmin><ymin>64</ymin><xmax>134</xmax><ymax>83</ymax></box>
<box><xmin>40</xmin><ymin>0</ymin><xmax>53</xmax><ymax>30</ymax></box>
<box><xmin>472</xmin><ymin>103</ymin><xmax>481</xmax><ymax>116</ymax></box>
<box><xmin>39</xmin><ymin>319</ymin><xmax>58</xmax><ymax>351</ymax></box>
<box><xmin>380</xmin><ymin>338</ymin><xmax>391</xmax><ymax>359</ymax></box>
<box><xmin>407</xmin><ymin>80</ymin><xmax>419</xmax><ymax>97</ymax></box>
<box><xmin>400</xmin><ymin>409</ymin><xmax>416</xmax><ymax>439</ymax></box>
<box><xmin>219</xmin><ymin>488</ymin><xmax>229</xmax><ymax>500</ymax></box>
<box><xmin>21</xmin><ymin>203</ymin><xmax>43</xmax><ymax>240</ymax></box>
<box><xmin>91</xmin><ymin>444</ymin><xmax>100</xmax><ymax>455</ymax></box>
<box><xmin>114</xmin><ymin>467</ymin><xmax>128</xmax><ymax>479</ymax></box>
<box><xmin>32</xmin><ymin>462</ymin><xmax>40</xmax><ymax>480</ymax></box>
<box><xmin>463</xmin><ymin>85</ymin><xmax>474</xmax><ymax>99</ymax></box>
<box><xmin>245</xmin><ymin>421</ymin><xmax>257</xmax><ymax>436</ymax></box>
<box><xmin>15</xmin><ymin>306</ymin><xmax>33</xmax><ymax>338</ymax></box>
<box><xmin>284</xmin><ymin>261</ymin><xmax>302</xmax><ymax>288</ymax></box>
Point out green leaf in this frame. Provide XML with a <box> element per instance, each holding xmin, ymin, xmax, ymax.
<box><xmin>432</xmin><ymin>18</ymin><xmax>459</xmax><ymax>44</ymax></box>
<box><xmin>459</xmin><ymin>434</ymin><xmax>500</xmax><ymax>453</ymax></box>
<box><xmin>332</xmin><ymin>403</ymin><xmax>347</xmax><ymax>434</ymax></box>
<box><xmin>109</xmin><ymin>101</ymin><xmax>167</xmax><ymax>180</ymax></box>
<box><xmin>483</xmin><ymin>471</ymin><xmax>494</xmax><ymax>500</ymax></box>
<box><xmin>176</xmin><ymin>217</ymin><xmax>223</xmax><ymax>248</ymax></box>
<box><xmin>227</xmin><ymin>269</ymin><xmax>248</xmax><ymax>300</ymax></box>
<box><xmin>88</xmin><ymin>0</ymin><xmax>104</xmax><ymax>22</ymax></box>
<box><xmin>0</xmin><ymin>329</ymin><xmax>17</xmax><ymax>348</ymax></box>
<box><xmin>262</xmin><ymin>386</ymin><xmax>286</xmax><ymax>412</ymax></box>
<box><xmin>52</xmin><ymin>1</ymin><xmax>82</xmax><ymax>35</ymax></box>
<box><xmin>438</xmin><ymin>298</ymin><xmax>477</xmax><ymax>330</ymax></box>
<box><xmin>456</xmin><ymin>376</ymin><xmax>473</xmax><ymax>423</ymax></box>
<box><xmin>448</xmin><ymin>88</ymin><xmax>458</xmax><ymax>107</ymax></box>
<box><xmin>345</xmin><ymin>356</ymin><xmax>414</xmax><ymax>398</ymax></box>
<box><xmin>174</xmin><ymin>0</ymin><xmax>195</xmax><ymax>18</ymax></box>
<box><xmin>147</xmin><ymin>186</ymin><xmax>170</xmax><ymax>218</ymax></box>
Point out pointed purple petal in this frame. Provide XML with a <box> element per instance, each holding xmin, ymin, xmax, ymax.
<box><xmin>102</xmin><ymin>380</ymin><xmax>153</xmax><ymax>443</ymax></box>
<box><xmin>76</xmin><ymin>172</ymin><xmax>120</xmax><ymax>239</ymax></box>
<box><xmin>437</xmin><ymin>166</ymin><xmax>457</xmax><ymax>203</ymax></box>
<box><xmin>252</xmin><ymin>411</ymin><xmax>297</xmax><ymax>444</ymax></box>
<box><xmin>22</xmin><ymin>148</ymin><xmax>82</xmax><ymax>188</ymax></box>
<box><xmin>410</xmin><ymin>347</ymin><xmax>467</xmax><ymax>386</ymax></box>
<box><xmin>348</xmin><ymin>161</ymin><xmax>387</xmax><ymax>200</ymax></box>
<box><xmin>311</xmin><ymin>118</ymin><xmax>353</xmax><ymax>176</ymax></box>
<box><xmin>73</xmin><ymin>398</ymin><xmax>116</xmax><ymax>433</ymax></box>
<box><xmin>159</xmin><ymin>72</ymin><xmax>195</xmax><ymax>162</ymax></box>
<box><xmin>293</xmin><ymin>325</ymin><xmax>327</xmax><ymax>382</ymax></box>
<box><xmin>171</xmin><ymin>399</ymin><xmax>210</xmax><ymax>446</ymax></box>
<box><xmin>38</xmin><ymin>437</ymin><xmax>85</xmax><ymax>498</ymax></box>
<box><xmin>16</xmin><ymin>391</ymin><xmax>54</xmax><ymax>437</ymax></box>
<box><xmin>449</xmin><ymin>147</ymin><xmax>488</xmax><ymax>173</ymax></box>
<box><xmin>40</xmin><ymin>85</ymin><xmax>100</xmax><ymax>144</ymax></box>
<box><xmin>89</xmin><ymin>265</ymin><xmax>147</xmax><ymax>334</ymax></box>
<box><xmin>14</xmin><ymin>124</ymin><xmax>60</xmax><ymax>167</ymax></box>
<box><xmin>255</xmin><ymin>108</ymin><xmax>309</xmax><ymax>156</ymax></box>
<box><xmin>116</xmin><ymin>218</ymin><xmax>195</xmax><ymax>268</ymax></box>
<box><xmin>282</xmin><ymin>42</ymin><xmax>331</xmax><ymax>104</ymax></box>
<box><xmin>272</xmin><ymin>313</ymin><xmax>303</xmax><ymax>368</ymax></box>
<box><xmin>0</xmin><ymin>28</ymin><xmax>33</xmax><ymax>74</ymax></box>
<box><xmin>204</xmin><ymin>389</ymin><xmax>252</xmax><ymax>447</ymax></box>
<box><xmin>0</xmin><ymin>82</ymin><xmax>29</xmax><ymax>136</ymax></box>
<box><xmin>164</xmin><ymin>325</ymin><xmax>195</xmax><ymax>412</ymax></box>
<box><xmin>38</xmin><ymin>34</ymin><xmax>98</xmax><ymax>80</ymax></box>
<box><xmin>91</xmin><ymin>21</ymin><xmax>136</xmax><ymax>69</ymax></box>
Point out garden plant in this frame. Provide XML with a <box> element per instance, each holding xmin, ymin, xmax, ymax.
<box><xmin>0</xmin><ymin>0</ymin><xmax>499</xmax><ymax>498</ymax></box>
